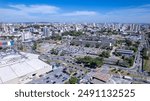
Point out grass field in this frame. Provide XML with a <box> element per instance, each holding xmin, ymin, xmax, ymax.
<box><xmin>109</xmin><ymin>68</ymin><xmax>141</xmax><ymax>78</ymax></box>
<box><xmin>144</xmin><ymin>59</ymin><xmax>150</xmax><ymax>73</ymax></box>
<box><xmin>144</xmin><ymin>50</ymin><xmax>150</xmax><ymax>72</ymax></box>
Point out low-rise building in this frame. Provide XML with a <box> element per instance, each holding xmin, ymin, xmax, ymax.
<box><xmin>116</xmin><ymin>49</ymin><xmax>134</xmax><ymax>55</ymax></box>
<box><xmin>90</xmin><ymin>71</ymin><xmax>111</xmax><ymax>84</ymax></box>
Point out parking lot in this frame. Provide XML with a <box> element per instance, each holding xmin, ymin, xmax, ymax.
<box><xmin>29</xmin><ymin>67</ymin><xmax>70</xmax><ymax>84</ymax></box>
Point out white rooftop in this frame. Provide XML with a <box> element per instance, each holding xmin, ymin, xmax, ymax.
<box><xmin>0</xmin><ymin>52</ymin><xmax>52</xmax><ymax>83</ymax></box>
<box><xmin>0</xmin><ymin>66</ymin><xmax>18</xmax><ymax>82</ymax></box>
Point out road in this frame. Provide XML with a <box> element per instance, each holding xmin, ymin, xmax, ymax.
<box><xmin>129</xmin><ymin>34</ymin><xmax>145</xmax><ymax>73</ymax></box>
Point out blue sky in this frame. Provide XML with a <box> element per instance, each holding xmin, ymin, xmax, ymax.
<box><xmin>0</xmin><ymin>0</ymin><xmax>150</xmax><ymax>23</ymax></box>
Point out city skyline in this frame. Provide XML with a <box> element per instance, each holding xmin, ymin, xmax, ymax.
<box><xmin>0</xmin><ymin>0</ymin><xmax>150</xmax><ymax>23</ymax></box>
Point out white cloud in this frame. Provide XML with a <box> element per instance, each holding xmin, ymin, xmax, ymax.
<box><xmin>0</xmin><ymin>4</ymin><xmax>150</xmax><ymax>23</ymax></box>
<box><xmin>9</xmin><ymin>4</ymin><xmax>60</xmax><ymax>14</ymax></box>
<box><xmin>63</xmin><ymin>11</ymin><xmax>98</xmax><ymax>16</ymax></box>
<box><xmin>0</xmin><ymin>4</ymin><xmax>60</xmax><ymax>22</ymax></box>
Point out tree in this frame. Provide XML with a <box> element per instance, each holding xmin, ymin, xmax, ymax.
<box><xmin>32</xmin><ymin>42</ymin><xmax>37</xmax><ymax>50</ymax></box>
<box><xmin>126</xmin><ymin>39</ymin><xmax>132</xmax><ymax>46</ymax></box>
<box><xmin>89</xmin><ymin>62</ymin><xmax>97</xmax><ymax>68</ymax></box>
<box><xmin>70</xmin><ymin>42</ymin><xmax>75</xmax><ymax>46</ymax></box>
<box><xmin>51</xmin><ymin>48</ymin><xmax>58</xmax><ymax>55</ymax></box>
<box><xmin>130</xmin><ymin>47</ymin><xmax>138</xmax><ymax>52</ymax></box>
<box><xmin>76</xmin><ymin>56</ymin><xmax>103</xmax><ymax>68</ymax></box>
<box><xmin>99</xmin><ymin>51</ymin><xmax>110</xmax><ymax>58</ymax></box>
<box><xmin>121</xmin><ymin>56</ymin><xmax>125</xmax><ymax>60</ymax></box>
<box><xmin>116</xmin><ymin>60</ymin><xmax>120</xmax><ymax>65</ymax></box>
<box><xmin>127</xmin><ymin>73</ymin><xmax>130</xmax><ymax>75</ymax></box>
<box><xmin>124</xmin><ymin>56</ymin><xmax>134</xmax><ymax>67</ymax></box>
<box><xmin>95</xmin><ymin>43</ymin><xmax>100</xmax><ymax>48</ymax></box>
<box><xmin>94</xmin><ymin>57</ymin><xmax>103</xmax><ymax>67</ymax></box>
<box><xmin>69</xmin><ymin>76</ymin><xmax>78</xmax><ymax>84</ymax></box>
<box><xmin>60</xmin><ymin>51</ymin><xmax>65</xmax><ymax>56</ymax></box>
<box><xmin>51</xmin><ymin>35</ymin><xmax>62</xmax><ymax>40</ymax></box>
<box><xmin>128</xmin><ymin>58</ymin><xmax>134</xmax><ymax>66</ymax></box>
<box><xmin>85</xmin><ymin>43</ymin><xmax>90</xmax><ymax>47</ymax></box>
<box><xmin>62</xmin><ymin>31</ymin><xmax>83</xmax><ymax>36</ymax></box>
<box><xmin>113</xmin><ymin>52</ymin><xmax>121</xmax><ymax>56</ymax></box>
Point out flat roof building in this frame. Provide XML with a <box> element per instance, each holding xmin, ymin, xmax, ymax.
<box><xmin>90</xmin><ymin>71</ymin><xmax>111</xmax><ymax>84</ymax></box>
<box><xmin>0</xmin><ymin>52</ymin><xmax>52</xmax><ymax>84</ymax></box>
<box><xmin>116</xmin><ymin>49</ymin><xmax>134</xmax><ymax>55</ymax></box>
